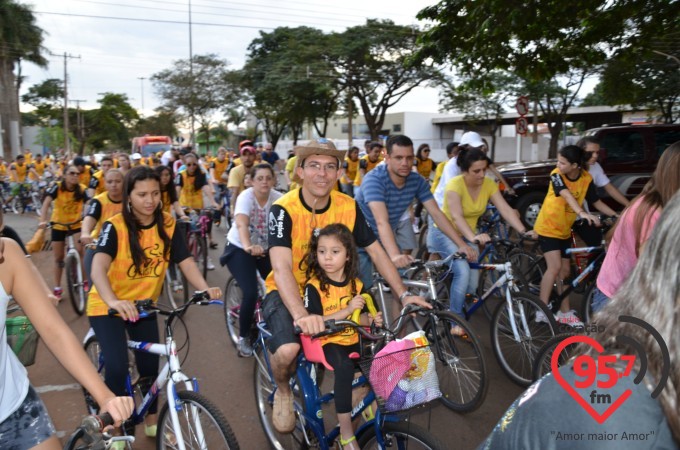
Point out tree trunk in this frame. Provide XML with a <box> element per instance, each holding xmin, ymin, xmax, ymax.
<box><xmin>0</xmin><ymin>59</ymin><xmax>20</xmax><ymax>158</ymax></box>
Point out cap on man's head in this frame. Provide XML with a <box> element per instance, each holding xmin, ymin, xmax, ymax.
<box><xmin>73</xmin><ymin>156</ymin><xmax>86</xmax><ymax>166</ymax></box>
<box><xmin>459</xmin><ymin>132</ymin><xmax>485</xmax><ymax>148</ymax></box>
<box><xmin>294</xmin><ymin>138</ymin><xmax>346</xmax><ymax>163</ymax></box>
<box><xmin>240</xmin><ymin>145</ymin><xmax>256</xmax><ymax>155</ymax></box>
<box><xmin>239</xmin><ymin>140</ymin><xmax>254</xmax><ymax>150</ymax></box>
<box><xmin>131</xmin><ymin>153</ymin><xmax>143</xmax><ymax>160</ymax></box>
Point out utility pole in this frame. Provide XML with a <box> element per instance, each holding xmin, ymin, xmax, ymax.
<box><xmin>51</xmin><ymin>52</ymin><xmax>81</xmax><ymax>158</ymax></box>
<box><xmin>188</xmin><ymin>0</ymin><xmax>195</xmax><ymax>146</ymax></box>
<box><xmin>137</xmin><ymin>77</ymin><xmax>146</xmax><ymax>114</ymax></box>
<box><xmin>69</xmin><ymin>100</ymin><xmax>86</xmax><ymax>150</ymax></box>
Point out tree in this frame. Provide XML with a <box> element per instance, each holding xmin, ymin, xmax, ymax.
<box><xmin>597</xmin><ymin>48</ymin><xmax>680</xmax><ymax>123</ymax></box>
<box><xmin>152</xmin><ymin>54</ymin><xmax>239</xmax><ymax>144</ymax></box>
<box><xmin>133</xmin><ymin>110</ymin><xmax>179</xmax><ymax>137</ymax></box>
<box><xmin>242</xmin><ymin>26</ymin><xmax>343</xmax><ymax>146</ymax></box>
<box><xmin>83</xmin><ymin>93</ymin><xmax>139</xmax><ymax>151</ymax></box>
<box><xmin>0</xmin><ymin>0</ymin><xmax>47</xmax><ymax>157</ymax></box>
<box><xmin>331</xmin><ymin>19</ymin><xmax>442</xmax><ymax>140</ymax></box>
<box><xmin>21</xmin><ymin>78</ymin><xmax>64</xmax><ymax>124</ymax></box>
<box><xmin>439</xmin><ymin>71</ymin><xmax>519</xmax><ymax>160</ymax></box>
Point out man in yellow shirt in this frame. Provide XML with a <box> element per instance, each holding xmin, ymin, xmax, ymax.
<box><xmin>227</xmin><ymin>145</ymin><xmax>256</xmax><ymax>215</ymax></box>
<box><xmin>353</xmin><ymin>142</ymin><xmax>383</xmax><ymax>188</ymax></box>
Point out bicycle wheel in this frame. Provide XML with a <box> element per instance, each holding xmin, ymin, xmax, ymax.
<box><xmin>83</xmin><ymin>336</ymin><xmax>105</xmax><ymax>415</ymax></box>
<box><xmin>253</xmin><ymin>347</ymin><xmax>308</xmax><ymax>450</ymax></box>
<box><xmin>188</xmin><ymin>232</ymin><xmax>208</xmax><ymax>279</ymax></box>
<box><xmin>580</xmin><ymin>282</ymin><xmax>596</xmax><ymax>325</ymax></box>
<box><xmin>157</xmin><ymin>390</ymin><xmax>239</xmax><ymax>449</ymax></box>
<box><xmin>158</xmin><ymin>273</ymin><xmax>179</xmax><ymax>310</ymax></box>
<box><xmin>491</xmin><ymin>290</ymin><xmax>557</xmax><ymax>387</ymax></box>
<box><xmin>223</xmin><ymin>277</ymin><xmax>242</xmax><ymax>348</ymax></box>
<box><xmin>357</xmin><ymin>421</ymin><xmax>446</xmax><ymax>450</ymax></box>
<box><xmin>65</xmin><ymin>254</ymin><xmax>86</xmax><ymax>315</ymax></box>
<box><xmin>532</xmin><ymin>333</ymin><xmax>580</xmax><ymax>382</ymax></box>
<box><xmin>423</xmin><ymin>311</ymin><xmax>488</xmax><ymax>412</ymax></box>
<box><xmin>506</xmin><ymin>248</ymin><xmax>545</xmax><ymax>297</ymax></box>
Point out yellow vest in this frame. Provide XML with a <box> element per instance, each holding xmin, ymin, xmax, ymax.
<box><xmin>534</xmin><ymin>168</ymin><xmax>594</xmax><ymax>239</ymax></box>
<box><xmin>90</xmin><ymin>192</ymin><xmax>123</xmax><ymax>240</ymax></box>
<box><xmin>50</xmin><ymin>183</ymin><xmax>87</xmax><ymax>230</ymax></box>
<box><xmin>265</xmin><ymin>189</ymin><xmax>358</xmax><ymax>294</ymax></box>
<box><xmin>10</xmin><ymin>163</ymin><xmax>28</xmax><ymax>183</ymax></box>
<box><xmin>87</xmin><ymin>212</ymin><xmax>176</xmax><ymax>316</ymax></box>
<box><xmin>178</xmin><ymin>172</ymin><xmax>204</xmax><ymax>209</ymax></box>
<box><xmin>305</xmin><ymin>276</ymin><xmax>363</xmax><ymax>346</ymax></box>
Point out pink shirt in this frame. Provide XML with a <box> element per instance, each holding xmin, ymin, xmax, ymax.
<box><xmin>597</xmin><ymin>197</ymin><xmax>661</xmax><ymax>298</ymax></box>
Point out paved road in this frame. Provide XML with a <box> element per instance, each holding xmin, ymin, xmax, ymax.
<box><xmin>7</xmin><ymin>211</ymin><xmax>527</xmax><ymax>450</ymax></box>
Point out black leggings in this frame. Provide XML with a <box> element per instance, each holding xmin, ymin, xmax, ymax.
<box><xmin>323</xmin><ymin>343</ymin><xmax>360</xmax><ymax>414</ymax></box>
<box><xmin>89</xmin><ymin>314</ymin><xmax>160</xmax><ymax>414</ymax></box>
<box><xmin>222</xmin><ymin>243</ymin><xmax>272</xmax><ymax>338</ymax></box>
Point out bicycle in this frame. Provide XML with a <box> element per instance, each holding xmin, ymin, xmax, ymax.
<box><xmin>531</xmin><ymin>333</ymin><xmax>582</xmax><ymax>382</ymax></box>
<box><xmin>158</xmin><ymin>222</ymin><xmax>190</xmax><ymax>309</ymax></box>
<box><xmin>215</xmin><ymin>183</ymin><xmax>232</xmax><ymax>229</ymax></box>
<box><xmin>371</xmin><ymin>255</ymin><xmax>489</xmax><ymax>412</ymax></box>
<box><xmin>63</xmin><ymin>412</ymin><xmax>134</xmax><ymax>450</ymax></box>
<box><xmin>253</xmin><ymin>310</ymin><xmax>447</xmax><ymax>449</ymax></box>
<box><xmin>82</xmin><ymin>291</ymin><xmax>240</xmax><ymax>449</ymax></box>
<box><xmin>48</xmin><ymin>220</ymin><xmax>87</xmax><ymax>315</ymax></box>
<box><xmin>182</xmin><ymin>207</ymin><xmax>215</xmax><ymax>278</ymax></box>
<box><xmin>222</xmin><ymin>270</ymin><xmax>266</xmax><ymax>349</ymax></box>
<box><xmin>10</xmin><ymin>181</ymin><xmax>42</xmax><ymax>214</ymax></box>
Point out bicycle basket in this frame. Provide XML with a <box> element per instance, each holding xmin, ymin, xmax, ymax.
<box><xmin>358</xmin><ymin>331</ymin><xmax>441</xmax><ymax>414</ymax></box>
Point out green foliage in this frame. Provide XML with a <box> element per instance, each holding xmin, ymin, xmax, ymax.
<box><xmin>134</xmin><ymin>110</ymin><xmax>179</xmax><ymax>137</ymax></box>
<box><xmin>83</xmin><ymin>93</ymin><xmax>139</xmax><ymax>150</ymax></box>
<box><xmin>152</xmin><ymin>54</ymin><xmax>240</xmax><ymax>141</ymax></box>
<box><xmin>21</xmin><ymin>78</ymin><xmax>64</xmax><ymax>123</ymax></box>
<box><xmin>580</xmin><ymin>82</ymin><xmax>608</xmax><ymax>107</ymax></box>
<box><xmin>332</xmin><ymin>19</ymin><xmax>442</xmax><ymax>139</ymax></box>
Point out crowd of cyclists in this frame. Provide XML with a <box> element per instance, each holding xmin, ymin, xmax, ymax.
<box><xmin>1</xmin><ymin>131</ymin><xmax>679</xmax><ymax>449</ymax></box>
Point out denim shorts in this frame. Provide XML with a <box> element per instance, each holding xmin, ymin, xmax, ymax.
<box><xmin>0</xmin><ymin>385</ymin><xmax>56</xmax><ymax>450</ymax></box>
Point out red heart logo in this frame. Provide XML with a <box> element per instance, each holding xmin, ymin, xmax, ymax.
<box><xmin>551</xmin><ymin>335</ymin><xmax>632</xmax><ymax>424</ymax></box>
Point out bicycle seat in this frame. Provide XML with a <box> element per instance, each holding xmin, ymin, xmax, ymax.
<box><xmin>300</xmin><ymin>335</ymin><xmax>334</xmax><ymax>371</ymax></box>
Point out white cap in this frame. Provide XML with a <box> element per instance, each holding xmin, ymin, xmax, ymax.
<box><xmin>459</xmin><ymin>131</ymin><xmax>485</xmax><ymax>148</ymax></box>
<box><xmin>131</xmin><ymin>152</ymin><xmax>143</xmax><ymax>160</ymax></box>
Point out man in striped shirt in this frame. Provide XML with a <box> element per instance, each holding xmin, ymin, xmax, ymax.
<box><xmin>355</xmin><ymin>134</ymin><xmax>474</xmax><ymax>288</ymax></box>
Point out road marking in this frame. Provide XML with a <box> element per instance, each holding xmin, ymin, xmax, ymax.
<box><xmin>34</xmin><ymin>383</ymin><xmax>81</xmax><ymax>393</ymax></box>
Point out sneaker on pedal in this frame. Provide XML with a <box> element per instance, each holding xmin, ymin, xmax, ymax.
<box><xmin>53</xmin><ymin>287</ymin><xmax>63</xmax><ymax>301</ymax></box>
<box><xmin>207</xmin><ymin>258</ymin><xmax>216</xmax><ymax>270</ymax></box>
<box><xmin>534</xmin><ymin>309</ymin><xmax>553</xmax><ymax>324</ymax></box>
<box><xmin>237</xmin><ymin>337</ymin><xmax>253</xmax><ymax>357</ymax></box>
<box><xmin>172</xmin><ymin>280</ymin><xmax>183</xmax><ymax>292</ymax></box>
<box><xmin>556</xmin><ymin>310</ymin><xmax>584</xmax><ymax>328</ymax></box>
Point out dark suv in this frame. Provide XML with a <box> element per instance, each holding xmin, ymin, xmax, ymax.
<box><xmin>499</xmin><ymin>124</ymin><xmax>680</xmax><ymax>227</ymax></box>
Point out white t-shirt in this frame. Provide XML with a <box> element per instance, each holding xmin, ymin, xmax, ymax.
<box><xmin>588</xmin><ymin>162</ymin><xmax>610</xmax><ymax>187</ymax></box>
<box><xmin>0</xmin><ymin>282</ymin><xmax>30</xmax><ymax>422</ymax></box>
<box><xmin>434</xmin><ymin>157</ymin><xmax>459</xmax><ymax>207</ymax></box>
<box><xmin>161</xmin><ymin>150</ymin><xmax>174</xmax><ymax>167</ymax></box>
<box><xmin>227</xmin><ymin>188</ymin><xmax>283</xmax><ymax>249</ymax></box>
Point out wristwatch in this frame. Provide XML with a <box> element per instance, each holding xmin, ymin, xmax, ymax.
<box><xmin>399</xmin><ymin>290</ymin><xmax>414</xmax><ymax>304</ymax></box>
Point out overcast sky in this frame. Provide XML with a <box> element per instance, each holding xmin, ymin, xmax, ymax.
<box><xmin>20</xmin><ymin>0</ymin><xmax>443</xmax><ymax>117</ymax></box>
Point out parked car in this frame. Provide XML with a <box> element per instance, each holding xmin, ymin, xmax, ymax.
<box><xmin>499</xmin><ymin>124</ymin><xmax>680</xmax><ymax>227</ymax></box>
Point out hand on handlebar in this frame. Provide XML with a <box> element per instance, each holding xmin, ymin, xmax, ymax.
<box><xmin>109</xmin><ymin>299</ymin><xmax>140</xmax><ymax>322</ymax></box>
<box><xmin>391</xmin><ymin>254</ymin><xmax>414</xmax><ymax>268</ymax></box>
<box><xmin>578</xmin><ymin>211</ymin><xmax>600</xmax><ymax>227</ymax></box>
<box><xmin>523</xmin><ymin>230</ymin><xmax>538</xmax><ymax>240</ymax></box>
<box><xmin>472</xmin><ymin>233</ymin><xmax>491</xmax><ymax>246</ymax></box>
<box><xmin>205</xmin><ymin>287</ymin><xmax>222</xmax><ymax>300</ymax></box>
<box><xmin>247</xmin><ymin>244</ymin><xmax>265</xmax><ymax>257</ymax></box>
<box><xmin>99</xmin><ymin>396</ymin><xmax>134</xmax><ymax>428</ymax></box>
<box><xmin>459</xmin><ymin>245</ymin><xmax>478</xmax><ymax>262</ymax></box>
<box><xmin>294</xmin><ymin>314</ymin><xmax>326</xmax><ymax>335</ymax></box>
<box><xmin>79</xmin><ymin>234</ymin><xmax>94</xmax><ymax>245</ymax></box>
<box><xmin>401</xmin><ymin>294</ymin><xmax>432</xmax><ymax>310</ymax></box>
<box><xmin>347</xmin><ymin>295</ymin><xmax>365</xmax><ymax>312</ymax></box>
<box><xmin>370</xmin><ymin>311</ymin><xmax>384</xmax><ymax>328</ymax></box>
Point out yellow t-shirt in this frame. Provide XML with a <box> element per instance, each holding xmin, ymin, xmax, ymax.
<box><xmin>48</xmin><ymin>182</ymin><xmax>88</xmax><ymax>230</ymax></box>
<box><xmin>285</xmin><ymin>156</ymin><xmax>299</xmax><ymax>190</ymax></box>
<box><xmin>264</xmin><ymin>189</ymin><xmax>358</xmax><ymax>295</ymax></box>
<box><xmin>29</xmin><ymin>161</ymin><xmax>47</xmax><ymax>180</ymax></box>
<box><xmin>87</xmin><ymin>213</ymin><xmax>177</xmax><ymax>316</ymax></box>
<box><xmin>91</xmin><ymin>170</ymin><xmax>107</xmax><ymax>195</ymax></box>
<box><xmin>416</xmin><ymin>158</ymin><xmax>435</xmax><ymax>179</ymax></box>
<box><xmin>442</xmin><ymin>176</ymin><xmax>498</xmax><ymax>233</ymax></box>
<box><xmin>303</xmin><ymin>276</ymin><xmax>364</xmax><ymax>346</ymax></box>
<box><xmin>354</xmin><ymin>155</ymin><xmax>382</xmax><ymax>186</ymax></box>
<box><xmin>177</xmin><ymin>171</ymin><xmax>205</xmax><ymax>210</ymax></box>
<box><xmin>0</xmin><ymin>162</ymin><xmax>7</xmax><ymax>179</ymax></box>
<box><xmin>210</xmin><ymin>158</ymin><xmax>230</xmax><ymax>185</ymax></box>
<box><xmin>9</xmin><ymin>163</ymin><xmax>28</xmax><ymax>183</ymax></box>
<box><xmin>88</xmin><ymin>192</ymin><xmax>123</xmax><ymax>239</ymax></box>
<box><xmin>534</xmin><ymin>168</ymin><xmax>594</xmax><ymax>239</ymax></box>
<box><xmin>341</xmin><ymin>157</ymin><xmax>359</xmax><ymax>185</ymax></box>
<box><xmin>430</xmin><ymin>160</ymin><xmax>447</xmax><ymax>193</ymax></box>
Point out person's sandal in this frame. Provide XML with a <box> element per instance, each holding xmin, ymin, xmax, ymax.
<box><xmin>340</xmin><ymin>435</ymin><xmax>359</xmax><ymax>450</ymax></box>
<box><xmin>450</xmin><ymin>325</ymin><xmax>469</xmax><ymax>339</ymax></box>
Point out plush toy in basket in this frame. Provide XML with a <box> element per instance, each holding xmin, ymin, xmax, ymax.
<box><xmin>365</xmin><ymin>330</ymin><xmax>441</xmax><ymax>412</ymax></box>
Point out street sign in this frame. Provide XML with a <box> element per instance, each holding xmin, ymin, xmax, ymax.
<box><xmin>515</xmin><ymin>96</ymin><xmax>529</xmax><ymax>116</ymax></box>
<box><xmin>516</xmin><ymin>117</ymin><xmax>529</xmax><ymax>136</ymax></box>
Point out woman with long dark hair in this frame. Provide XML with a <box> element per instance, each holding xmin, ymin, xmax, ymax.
<box><xmin>38</xmin><ymin>163</ymin><xmax>88</xmax><ymax>300</ymax></box>
<box><xmin>155</xmin><ymin>165</ymin><xmax>188</xmax><ymax>219</ymax></box>
<box><xmin>87</xmin><ymin>166</ymin><xmax>221</xmax><ymax>439</ymax></box>
<box><xmin>481</xmin><ymin>190</ymin><xmax>680</xmax><ymax>449</ymax></box>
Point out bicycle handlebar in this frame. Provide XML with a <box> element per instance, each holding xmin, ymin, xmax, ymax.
<box><xmin>107</xmin><ymin>291</ymin><xmax>219</xmax><ymax>318</ymax></box>
<box><xmin>63</xmin><ymin>413</ymin><xmax>114</xmax><ymax>450</ymax></box>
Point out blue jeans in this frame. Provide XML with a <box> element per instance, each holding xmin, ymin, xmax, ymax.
<box><xmin>358</xmin><ymin>248</ymin><xmax>373</xmax><ymax>289</ymax></box>
<box><xmin>426</xmin><ymin>226</ymin><xmax>479</xmax><ymax>316</ymax></box>
<box><xmin>591</xmin><ymin>286</ymin><xmax>610</xmax><ymax>313</ymax></box>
